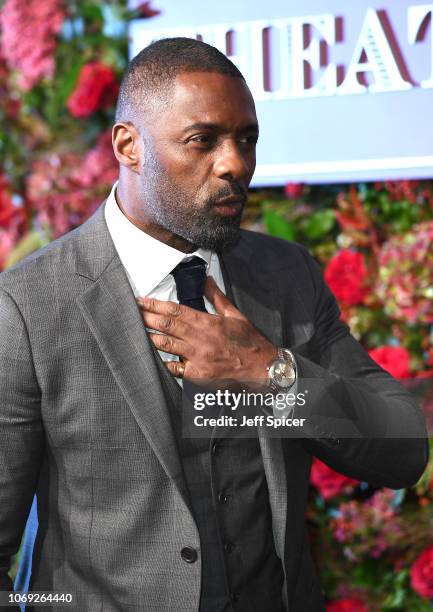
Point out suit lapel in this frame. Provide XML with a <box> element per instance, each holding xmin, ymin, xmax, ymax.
<box><xmin>74</xmin><ymin>203</ymin><xmax>191</xmax><ymax>509</ymax></box>
<box><xmin>219</xmin><ymin>245</ymin><xmax>284</xmax><ymax>348</ymax></box>
<box><xmin>219</xmin><ymin>242</ymin><xmax>288</xmax><ymax>563</ymax></box>
<box><xmin>257</xmin><ymin>434</ymin><xmax>287</xmax><ymax>561</ymax></box>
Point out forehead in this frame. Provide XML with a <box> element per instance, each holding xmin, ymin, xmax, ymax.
<box><xmin>159</xmin><ymin>71</ymin><xmax>257</xmax><ymax>131</ymax></box>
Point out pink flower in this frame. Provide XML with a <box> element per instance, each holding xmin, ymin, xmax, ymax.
<box><xmin>0</xmin><ymin>228</ymin><xmax>16</xmax><ymax>270</ymax></box>
<box><xmin>324</xmin><ymin>249</ymin><xmax>370</xmax><ymax>306</ymax></box>
<box><xmin>326</xmin><ymin>597</ymin><xmax>368</xmax><ymax>612</ymax></box>
<box><xmin>72</xmin><ymin>130</ymin><xmax>118</xmax><ymax>187</ymax></box>
<box><xmin>310</xmin><ymin>458</ymin><xmax>358</xmax><ymax>500</ymax></box>
<box><xmin>0</xmin><ymin>0</ymin><xmax>65</xmax><ymax>91</ymax></box>
<box><xmin>368</xmin><ymin>346</ymin><xmax>411</xmax><ymax>379</ymax></box>
<box><xmin>376</xmin><ymin>221</ymin><xmax>433</xmax><ymax>323</ymax></box>
<box><xmin>67</xmin><ymin>62</ymin><xmax>119</xmax><ymax>118</ymax></box>
<box><xmin>410</xmin><ymin>544</ymin><xmax>433</xmax><ymax>598</ymax></box>
<box><xmin>331</xmin><ymin>490</ymin><xmax>403</xmax><ymax>558</ymax></box>
<box><xmin>27</xmin><ymin>130</ymin><xmax>117</xmax><ymax>238</ymax></box>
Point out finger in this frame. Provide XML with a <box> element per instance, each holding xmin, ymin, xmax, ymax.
<box><xmin>148</xmin><ymin>332</ymin><xmax>190</xmax><ymax>359</ymax></box>
<box><xmin>136</xmin><ymin>296</ymin><xmax>184</xmax><ymax>317</ymax></box>
<box><xmin>204</xmin><ymin>276</ymin><xmax>246</xmax><ymax>320</ymax></box>
<box><xmin>164</xmin><ymin>360</ymin><xmax>187</xmax><ymax>378</ymax></box>
<box><xmin>141</xmin><ymin>310</ymin><xmax>190</xmax><ymax>340</ymax></box>
<box><xmin>137</xmin><ymin>296</ymin><xmax>208</xmax><ymax>326</ymax></box>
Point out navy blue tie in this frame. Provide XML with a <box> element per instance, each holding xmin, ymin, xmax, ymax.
<box><xmin>171</xmin><ymin>256</ymin><xmax>207</xmax><ymax>312</ymax></box>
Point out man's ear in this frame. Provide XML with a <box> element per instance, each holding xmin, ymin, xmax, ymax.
<box><xmin>112</xmin><ymin>122</ymin><xmax>141</xmax><ymax>173</ymax></box>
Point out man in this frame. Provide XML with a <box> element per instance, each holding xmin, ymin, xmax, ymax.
<box><xmin>0</xmin><ymin>38</ymin><xmax>428</xmax><ymax>612</ymax></box>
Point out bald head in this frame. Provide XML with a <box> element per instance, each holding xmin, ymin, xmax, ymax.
<box><xmin>115</xmin><ymin>37</ymin><xmax>245</xmax><ymax>125</ymax></box>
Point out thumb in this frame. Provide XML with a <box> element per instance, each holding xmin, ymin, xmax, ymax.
<box><xmin>204</xmin><ymin>276</ymin><xmax>245</xmax><ymax>320</ymax></box>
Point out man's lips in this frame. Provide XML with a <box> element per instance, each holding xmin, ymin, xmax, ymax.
<box><xmin>213</xmin><ymin>196</ymin><xmax>246</xmax><ymax>216</ymax></box>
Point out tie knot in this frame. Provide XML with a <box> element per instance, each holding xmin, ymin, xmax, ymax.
<box><xmin>171</xmin><ymin>256</ymin><xmax>207</xmax><ymax>311</ymax></box>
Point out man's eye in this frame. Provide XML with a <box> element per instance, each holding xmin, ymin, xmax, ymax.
<box><xmin>190</xmin><ymin>135</ymin><xmax>212</xmax><ymax>144</ymax></box>
<box><xmin>239</xmin><ymin>135</ymin><xmax>258</xmax><ymax>145</ymax></box>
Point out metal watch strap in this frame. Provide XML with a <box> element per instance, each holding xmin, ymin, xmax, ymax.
<box><xmin>267</xmin><ymin>347</ymin><xmax>297</xmax><ymax>393</ymax></box>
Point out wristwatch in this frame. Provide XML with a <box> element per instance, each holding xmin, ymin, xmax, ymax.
<box><xmin>267</xmin><ymin>348</ymin><xmax>297</xmax><ymax>393</ymax></box>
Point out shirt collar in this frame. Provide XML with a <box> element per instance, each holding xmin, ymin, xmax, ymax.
<box><xmin>104</xmin><ymin>181</ymin><xmax>213</xmax><ymax>296</ymax></box>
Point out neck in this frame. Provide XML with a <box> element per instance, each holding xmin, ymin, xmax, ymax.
<box><xmin>116</xmin><ymin>177</ymin><xmax>196</xmax><ymax>253</ymax></box>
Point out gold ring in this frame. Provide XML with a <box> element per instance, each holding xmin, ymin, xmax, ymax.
<box><xmin>177</xmin><ymin>361</ymin><xmax>186</xmax><ymax>378</ymax></box>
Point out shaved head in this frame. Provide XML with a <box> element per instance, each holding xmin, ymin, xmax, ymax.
<box><xmin>115</xmin><ymin>37</ymin><xmax>245</xmax><ymax>125</ymax></box>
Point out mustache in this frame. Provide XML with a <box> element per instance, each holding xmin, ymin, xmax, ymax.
<box><xmin>207</xmin><ymin>184</ymin><xmax>248</xmax><ymax>207</ymax></box>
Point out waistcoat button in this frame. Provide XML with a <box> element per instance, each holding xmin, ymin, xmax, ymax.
<box><xmin>181</xmin><ymin>547</ymin><xmax>198</xmax><ymax>563</ymax></box>
<box><xmin>218</xmin><ymin>491</ymin><xmax>230</xmax><ymax>504</ymax></box>
<box><xmin>224</xmin><ymin>541</ymin><xmax>235</xmax><ymax>553</ymax></box>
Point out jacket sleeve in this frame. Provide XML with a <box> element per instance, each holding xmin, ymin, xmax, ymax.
<box><xmin>0</xmin><ymin>288</ymin><xmax>44</xmax><ymax>591</ymax></box>
<box><xmin>291</xmin><ymin>246</ymin><xmax>429</xmax><ymax>489</ymax></box>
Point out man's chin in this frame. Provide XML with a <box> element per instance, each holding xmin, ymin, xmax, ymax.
<box><xmin>190</xmin><ymin>225</ymin><xmax>241</xmax><ymax>251</ymax></box>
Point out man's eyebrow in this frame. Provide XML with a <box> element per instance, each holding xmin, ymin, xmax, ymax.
<box><xmin>181</xmin><ymin>122</ymin><xmax>259</xmax><ymax>134</ymax></box>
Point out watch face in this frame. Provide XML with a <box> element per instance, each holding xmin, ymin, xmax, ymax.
<box><xmin>274</xmin><ymin>360</ymin><xmax>295</xmax><ymax>388</ymax></box>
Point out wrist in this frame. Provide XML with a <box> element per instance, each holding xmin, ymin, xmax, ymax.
<box><xmin>266</xmin><ymin>347</ymin><xmax>297</xmax><ymax>394</ymax></box>
<box><xmin>246</xmin><ymin>345</ymin><xmax>278</xmax><ymax>391</ymax></box>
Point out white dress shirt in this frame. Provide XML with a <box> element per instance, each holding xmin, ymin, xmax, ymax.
<box><xmin>104</xmin><ymin>181</ymin><xmax>226</xmax><ymax>382</ymax></box>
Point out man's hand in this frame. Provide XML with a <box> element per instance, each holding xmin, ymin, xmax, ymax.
<box><xmin>136</xmin><ymin>276</ymin><xmax>277</xmax><ymax>382</ymax></box>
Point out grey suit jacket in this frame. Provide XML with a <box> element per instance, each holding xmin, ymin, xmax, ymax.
<box><xmin>0</xmin><ymin>201</ymin><xmax>428</xmax><ymax>611</ymax></box>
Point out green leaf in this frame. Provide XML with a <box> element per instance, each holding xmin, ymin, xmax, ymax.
<box><xmin>352</xmin><ymin>557</ymin><xmax>386</xmax><ymax>588</ymax></box>
<box><xmin>81</xmin><ymin>3</ymin><xmax>104</xmax><ymax>23</ymax></box>
<box><xmin>263</xmin><ymin>208</ymin><xmax>296</xmax><ymax>241</ymax></box>
<box><xmin>302</xmin><ymin>209</ymin><xmax>336</xmax><ymax>239</ymax></box>
<box><xmin>81</xmin><ymin>33</ymin><xmax>108</xmax><ymax>46</ymax></box>
<box><xmin>22</xmin><ymin>87</ymin><xmax>44</xmax><ymax>111</ymax></box>
<box><xmin>57</xmin><ymin>56</ymin><xmax>86</xmax><ymax>106</ymax></box>
<box><xmin>43</xmin><ymin>87</ymin><xmax>61</xmax><ymax>128</ymax></box>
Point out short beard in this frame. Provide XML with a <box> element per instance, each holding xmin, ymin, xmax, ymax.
<box><xmin>141</xmin><ymin>157</ymin><xmax>245</xmax><ymax>251</ymax></box>
<box><xmin>156</xmin><ymin>203</ymin><xmax>243</xmax><ymax>251</ymax></box>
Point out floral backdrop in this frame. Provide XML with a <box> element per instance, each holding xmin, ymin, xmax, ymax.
<box><xmin>1</xmin><ymin>1</ymin><xmax>433</xmax><ymax>610</ymax></box>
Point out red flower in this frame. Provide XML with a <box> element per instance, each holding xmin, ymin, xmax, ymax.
<box><xmin>0</xmin><ymin>179</ymin><xmax>15</xmax><ymax>227</ymax></box>
<box><xmin>335</xmin><ymin>186</ymin><xmax>371</xmax><ymax>232</ymax></box>
<box><xmin>327</xmin><ymin>598</ymin><xmax>368</xmax><ymax>612</ymax></box>
<box><xmin>284</xmin><ymin>182</ymin><xmax>303</xmax><ymax>199</ymax></box>
<box><xmin>4</xmin><ymin>97</ymin><xmax>21</xmax><ymax>119</ymax></box>
<box><xmin>135</xmin><ymin>1</ymin><xmax>161</xmax><ymax>17</ymax></box>
<box><xmin>310</xmin><ymin>458</ymin><xmax>358</xmax><ymax>500</ymax></box>
<box><xmin>0</xmin><ymin>175</ymin><xmax>23</xmax><ymax>228</ymax></box>
<box><xmin>410</xmin><ymin>544</ymin><xmax>433</xmax><ymax>598</ymax></box>
<box><xmin>368</xmin><ymin>346</ymin><xmax>410</xmax><ymax>379</ymax></box>
<box><xmin>67</xmin><ymin>62</ymin><xmax>119</xmax><ymax>118</ymax></box>
<box><xmin>324</xmin><ymin>249</ymin><xmax>370</xmax><ymax>305</ymax></box>
<box><xmin>385</xmin><ymin>180</ymin><xmax>419</xmax><ymax>204</ymax></box>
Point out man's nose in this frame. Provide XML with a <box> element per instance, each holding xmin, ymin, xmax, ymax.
<box><xmin>213</xmin><ymin>140</ymin><xmax>251</xmax><ymax>181</ymax></box>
